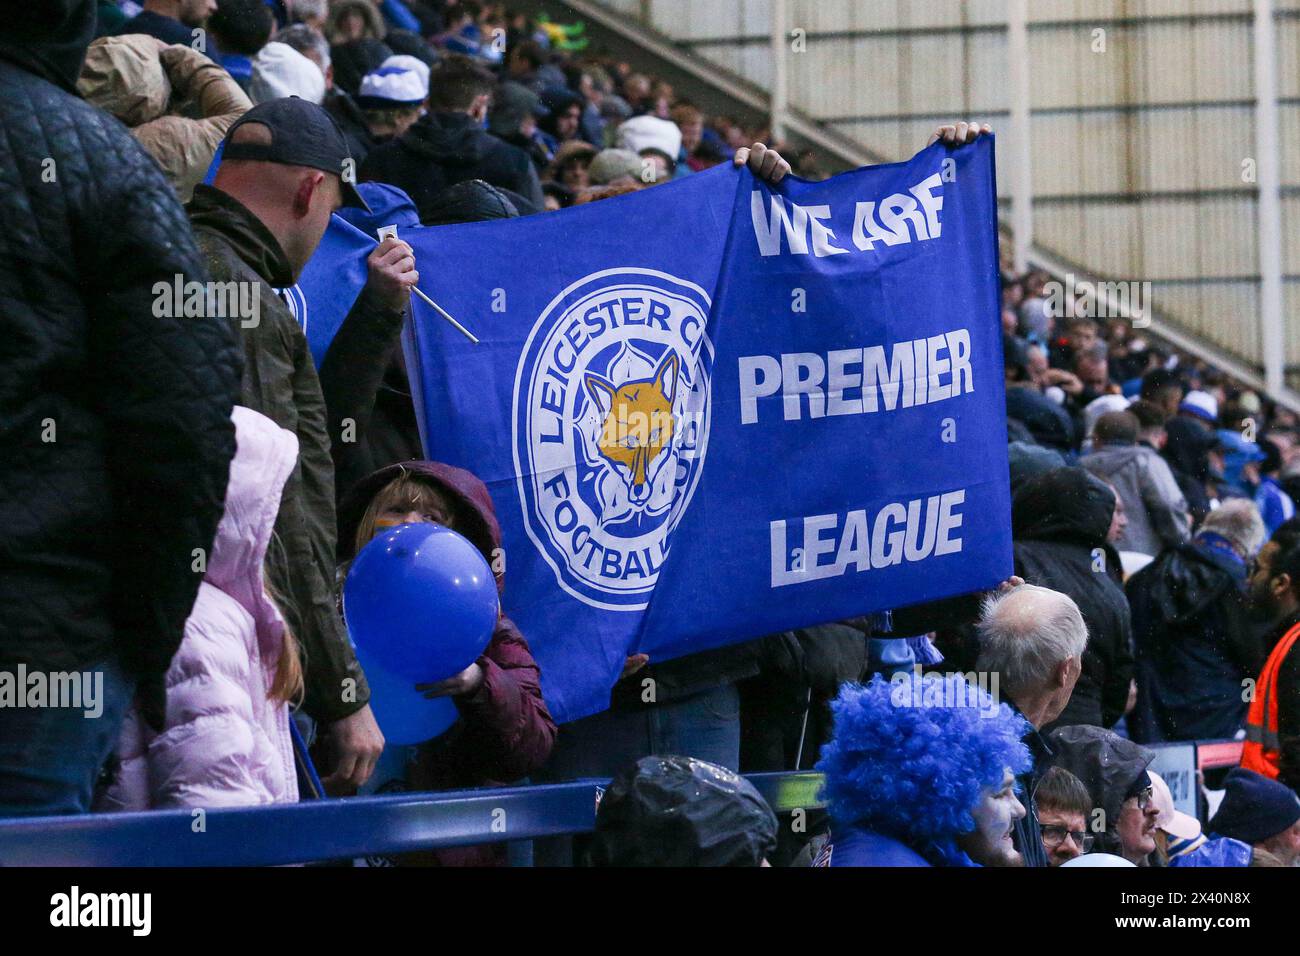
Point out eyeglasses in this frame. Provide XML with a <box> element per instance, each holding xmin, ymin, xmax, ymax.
<box><xmin>1041</xmin><ymin>825</ymin><xmax>1094</xmax><ymax>852</ymax></box>
<box><xmin>1130</xmin><ymin>787</ymin><xmax>1154</xmax><ymax>811</ymax></box>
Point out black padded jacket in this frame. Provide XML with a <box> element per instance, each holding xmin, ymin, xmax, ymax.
<box><xmin>0</xmin><ymin>2</ymin><xmax>240</xmax><ymax>684</ymax></box>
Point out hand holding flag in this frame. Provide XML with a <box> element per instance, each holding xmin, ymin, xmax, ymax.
<box><xmin>366</xmin><ymin>236</ymin><xmax>421</xmax><ymax>313</ymax></box>
<box><xmin>377</xmin><ymin>224</ymin><xmax>479</xmax><ymax>344</ymax></box>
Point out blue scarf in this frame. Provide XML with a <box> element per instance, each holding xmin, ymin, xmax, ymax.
<box><xmin>1194</xmin><ymin>531</ymin><xmax>1247</xmax><ymax>579</ymax></box>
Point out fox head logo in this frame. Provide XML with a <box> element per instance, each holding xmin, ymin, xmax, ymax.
<box><xmin>584</xmin><ymin>351</ymin><xmax>679</xmax><ymax>506</ymax></box>
<box><xmin>515</xmin><ymin>271</ymin><xmax>713</xmax><ymax>606</ymax></box>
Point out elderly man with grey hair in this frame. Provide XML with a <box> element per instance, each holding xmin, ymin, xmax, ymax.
<box><xmin>286</xmin><ymin>19</ymin><xmax>382</xmax><ymax>160</ymax></box>
<box><xmin>977</xmin><ymin>584</ymin><xmax>1089</xmax><ymax>867</ymax></box>
<box><xmin>289</xmin><ymin>0</ymin><xmax>328</xmax><ymax>31</ymax></box>
<box><xmin>1126</xmin><ymin>498</ymin><xmax>1268</xmax><ymax>743</ymax></box>
<box><xmin>274</xmin><ymin>22</ymin><xmax>331</xmax><ymax>82</ymax></box>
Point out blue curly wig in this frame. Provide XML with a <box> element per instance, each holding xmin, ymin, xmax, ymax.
<box><xmin>816</xmin><ymin>671</ymin><xmax>1032</xmax><ymax>848</ymax></box>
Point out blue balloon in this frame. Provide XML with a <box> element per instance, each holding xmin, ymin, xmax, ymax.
<box><xmin>353</xmin><ymin>643</ymin><xmax>459</xmax><ymax>746</ymax></box>
<box><xmin>344</xmin><ymin>522</ymin><xmax>499</xmax><ymax>682</ymax></box>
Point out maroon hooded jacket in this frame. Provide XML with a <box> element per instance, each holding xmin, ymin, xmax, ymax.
<box><xmin>338</xmin><ymin>460</ymin><xmax>557</xmax><ymax>864</ymax></box>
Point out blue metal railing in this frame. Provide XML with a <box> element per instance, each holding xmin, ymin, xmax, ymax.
<box><xmin>0</xmin><ymin>735</ymin><xmax>1239</xmax><ymax>866</ymax></box>
<box><xmin>0</xmin><ymin>771</ymin><xmax>827</xmax><ymax>867</ymax></box>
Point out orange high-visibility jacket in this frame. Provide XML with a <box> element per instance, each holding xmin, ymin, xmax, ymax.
<box><xmin>1242</xmin><ymin>622</ymin><xmax>1300</xmax><ymax>779</ymax></box>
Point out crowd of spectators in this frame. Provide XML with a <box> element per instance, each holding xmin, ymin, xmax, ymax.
<box><xmin>94</xmin><ymin>0</ymin><xmax>826</xmax><ymax>213</ymax></box>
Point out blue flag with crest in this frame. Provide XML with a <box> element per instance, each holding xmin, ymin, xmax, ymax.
<box><xmin>397</xmin><ymin>139</ymin><xmax>1011</xmax><ymax>723</ymax></box>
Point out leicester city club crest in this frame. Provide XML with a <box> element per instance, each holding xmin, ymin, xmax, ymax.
<box><xmin>513</xmin><ymin>268</ymin><xmax>713</xmax><ymax>610</ymax></box>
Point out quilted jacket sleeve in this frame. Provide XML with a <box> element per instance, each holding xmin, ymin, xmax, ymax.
<box><xmin>81</xmin><ymin>108</ymin><xmax>241</xmax><ymax>681</ymax></box>
<box><xmin>147</xmin><ymin>592</ymin><xmax>281</xmax><ymax>809</ymax></box>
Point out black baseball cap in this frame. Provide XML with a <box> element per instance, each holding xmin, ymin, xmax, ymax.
<box><xmin>222</xmin><ymin>97</ymin><xmax>370</xmax><ymax>211</ymax></box>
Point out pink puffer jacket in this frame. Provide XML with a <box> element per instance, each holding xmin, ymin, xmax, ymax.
<box><xmin>100</xmin><ymin>406</ymin><xmax>301</xmax><ymax>810</ymax></box>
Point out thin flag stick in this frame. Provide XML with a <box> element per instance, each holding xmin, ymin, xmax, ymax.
<box><xmin>375</xmin><ymin>224</ymin><xmax>479</xmax><ymax>344</ymax></box>
<box><xmin>410</xmin><ymin>285</ymin><xmax>479</xmax><ymax>344</ymax></box>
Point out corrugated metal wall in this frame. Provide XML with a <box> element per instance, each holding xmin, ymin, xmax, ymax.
<box><xmin>590</xmin><ymin>0</ymin><xmax>1300</xmax><ymax>389</ymax></box>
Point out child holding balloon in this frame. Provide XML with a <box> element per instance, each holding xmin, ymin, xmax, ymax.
<box><xmin>337</xmin><ymin>460</ymin><xmax>557</xmax><ymax>864</ymax></box>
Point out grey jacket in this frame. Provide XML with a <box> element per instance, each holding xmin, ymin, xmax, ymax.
<box><xmin>1081</xmin><ymin>443</ymin><xmax>1190</xmax><ymax>556</ymax></box>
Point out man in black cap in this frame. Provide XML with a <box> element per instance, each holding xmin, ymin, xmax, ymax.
<box><xmin>1207</xmin><ymin>768</ymin><xmax>1300</xmax><ymax>866</ymax></box>
<box><xmin>189</xmin><ymin>97</ymin><xmax>419</xmax><ymax>792</ymax></box>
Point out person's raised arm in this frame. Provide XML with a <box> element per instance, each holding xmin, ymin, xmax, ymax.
<box><xmin>318</xmin><ymin>237</ymin><xmax>416</xmax><ymax>484</ymax></box>
<box><xmin>137</xmin><ymin>44</ymin><xmax>252</xmax><ymax>198</ymax></box>
<box><xmin>733</xmin><ymin>142</ymin><xmax>791</xmax><ymax>184</ymax></box>
<box><xmin>927</xmin><ymin>121</ymin><xmax>993</xmax><ymax>147</ymax></box>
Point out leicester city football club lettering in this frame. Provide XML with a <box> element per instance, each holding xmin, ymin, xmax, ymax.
<box><xmin>390</xmin><ymin>137</ymin><xmax>1010</xmax><ymax>723</ymax></box>
<box><xmin>514</xmin><ymin>268</ymin><xmax>713</xmax><ymax>609</ymax></box>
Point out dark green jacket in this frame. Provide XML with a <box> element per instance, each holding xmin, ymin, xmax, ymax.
<box><xmin>187</xmin><ymin>184</ymin><xmax>381</xmax><ymax>721</ymax></box>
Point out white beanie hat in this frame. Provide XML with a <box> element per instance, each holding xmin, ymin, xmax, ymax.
<box><xmin>380</xmin><ymin>55</ymin><xmax>431</xmax><ymax>94</ymax></box>
<box><xmin>616</xmin><ymin>114</ymin><xmax>682</xmax><ymax>160</ymax></box>
<box><xmin>1179</xmin><ymin>390</ymin><xmax>1219</xmax><ymax>424</ymax></box>
<box><xmin>1083</xmin><ymin>393</ymin><xmax>1132</xmax><ymax>437</ymax></box>
<box><xmin>358</xmin><ymin>63</ymin><xmax>428</xmax><ymax>108</ymax></box>
<box><xmin>249</xmin><ymin>42</ymin><xmax>326</xmax><ymax>106</ymax></box>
